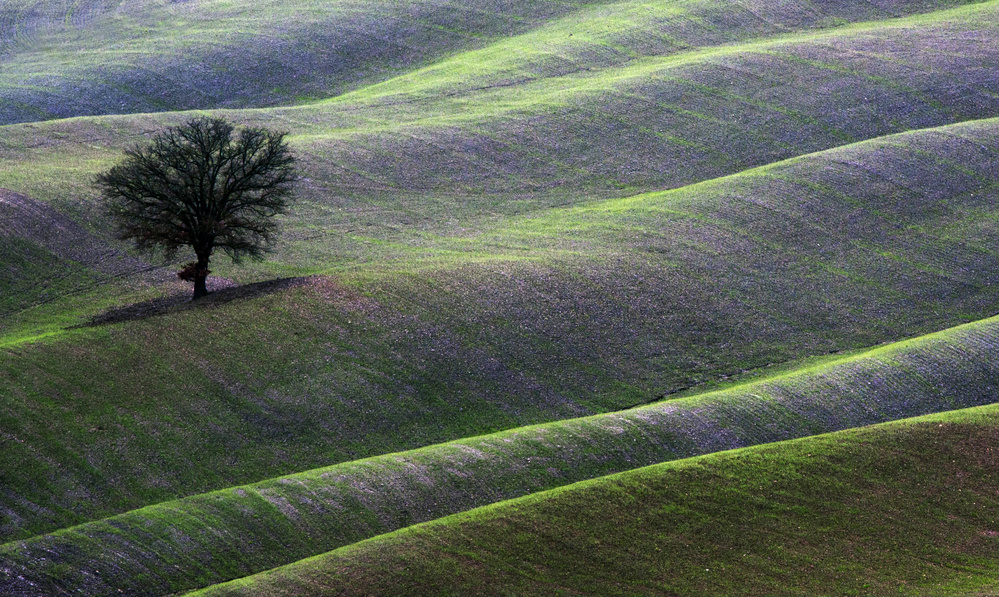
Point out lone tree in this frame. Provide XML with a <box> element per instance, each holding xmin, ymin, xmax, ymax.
<box><xmin>95</xmin><ymin>116</ymin><xmax>297</xmax><ymax>299</ymax></box>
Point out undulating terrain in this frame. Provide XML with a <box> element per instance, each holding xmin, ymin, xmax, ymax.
<box><xmin>2</xmin><ymin>0</ymin><xmax>999</xmax><ymax>594</ymax></box>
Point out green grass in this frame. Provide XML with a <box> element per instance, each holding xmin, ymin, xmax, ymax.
<box><xmin>0</xmin><ymin>188</ymin><xmax>173</xmax><ymax>341</ymax></box>
<box><xmin>187</xmin><ymin>403</ymin><xmax>999</xmax><ymax>596</ymax></box>
<box><xmin>0</xmin><ymin>0</ymin><xmax>625</xmax><ymax>124</ymax></box>
<box><xmin>0</xmin><ymin>0</ymin><xmax>982</xmax><ymax>125</ymax></box>
<box><xmin>1</xmin><ymin>116</ymin><xmax>998</xmax><ymax>548</ymax></box>
<box><xmin>4</xmin><ymin>1</ymin><xmax>999</xmax><ymax>206</ymax></box>
<box><xmin>3</xmin><ymin>1</ymin><xmax>999</xmax><ymax>593</ymax></box>
<box><xmin>3</xmin><ymin>312</ymin><xmax>999</xmax><ymax>595</ymax></box>
<box><xmin>0</xmin><ymin>235</ymin><xmax>103</xmax><ymax>316</ymax></box>
<box><xmin>4</xmin><ymin>4</ymin><xmax>999</xmax><ymax>332</ymax></box>
<box><xmin>0</xmin><ymin>0</ymin><xmax>995</xmax><ymax>317</ymax></box>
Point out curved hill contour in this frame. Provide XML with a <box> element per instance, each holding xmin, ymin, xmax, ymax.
<box><xmin>279</xmin><ymin>1</ymin><xmax>999</xmax><ymax>203</ymax></box>
<box><xmin>2</xmin><ymin>3</ymin><xmax>999</xmax><ymax>593</ymax></box>
<box><xmin>2</xmin><ymin>0</ymin><xmax>998</xmax><ymax>224</ymax></box>
<box><xmin>3</xmin><ymin>313</ymin><xmax>999</xmax><ymax>596</ymax></box>
<box><xmin>0</xmin><ymin>189</ymin><xmax>170</xmax><ymax>314</ymax></box>
<box><xmin>191</xmin><ymin>403</ymin><xmax>999</xmax><ymax>596</ymax></box>
<box><xmin>0</xmin><ymin>0</ymin><xmax>986</xmax><ymax>125</ymax></box>
<box><xmin>1</xmin><ymin>118</ymin><xmax>997</xmax><ymax>547</ymax></box>
<box><xmin>0</xmin><ymin>0</ymin><xmax>619</xmax><ymax>124</ymax></box>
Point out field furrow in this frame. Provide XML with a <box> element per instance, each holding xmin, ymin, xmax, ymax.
<box><xmin>3</xmin><ymin>313</ymin><xmax>999</xmax><ymax>595</ymax></box>
<box><xmin>190</xmin><ymin>402</ymin><xmax>999</xmax><ymax>596</ymax></box>
<box><xmin>3</xmin><ymin>1</ymin><xmax>999</xmax><ymax>593</ymax></box>
<box><xmin>1</xmin><ymin>117</ymin><xmax>998</xmax><ymax>547</ymax></box>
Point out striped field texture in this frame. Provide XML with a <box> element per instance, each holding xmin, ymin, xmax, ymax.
<box><xmin>0</xmin><ymin>0</ymin><xmax>986</xmax><ymax>125</ymax></box>
<box><xmin>2</xmin><ymin>313</ymin><xmax>999</xmax><ymax>595</ymax></box>
<box><xmin>1</xmin><ymin>118</ymin><xmax>998</xmax><ymax>549</ymax></box>
<box><xmin>191</xmin><ymin>403</ymin><xmax>999</xmax><ymax>596</ymax></box>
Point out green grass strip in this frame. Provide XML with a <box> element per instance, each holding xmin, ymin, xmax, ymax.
<box><xmin>193</xmin><ymin>402</ymin><xmax>999</xmax><ymax>596</ymax></box>
<box><xmin>4</xmin><ymin>314</ymin><xmax>999</xmax><ymax>595</ymax></box>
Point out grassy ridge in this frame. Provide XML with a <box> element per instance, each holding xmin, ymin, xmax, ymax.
<box><xmin>3</xmin><ymin>313</ymin><xmax>999</xmax><ymax>595</ymax></box>
<box><xmin>0</xmin><ymin>189</ymin><xmax>172</xmax><ymax>339</ymax></box>
<box><xmin>368</xmin><ymin>119</ymin><xmax>999</xmax><ymax>399</ymax></box>
<box><xmin>190</xmin><ymin>403</ymin><xmax>999</xmax><ymax>597</ymax></box>
<box><xmin>2</xmin><ymin>3</ymin><xmax>999</xmax><ymax>591</ymax></box>
<box><xmin>0</xmin><ymin>0</ymin><xmax>982</xmax><ymax>125</ymax></box>
<box><xmin>0</xmin><ymin>0</ymin><xmax>621</xmax><ymax>124</ymax></box>
<box><xmin>256</xmin><ymin>0</ymin><xmax>999</xmax><ymax>206</ymax></box>
<box><xmin>2</xmin><ymin>4</ymin><xmax>999</xmax><ymax>339</ymax></box>
<box><xmin>2</xmin><ymin>1</ymin><xmax>998</xmax><ymax>234</ymax></box>
<box><xmin>315</xmin><ymin>0</ymin><xmax>999</xmax><ymax>109</ymax></box>
<box><xmin>1</xmin><ymin>118</ymin><xmax>998</xmax><ymax>545</ymax></box>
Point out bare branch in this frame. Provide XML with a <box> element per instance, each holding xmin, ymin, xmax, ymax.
<box><xmin>93</xmin><ymin>116</ymin><xmax>298</xmax><ymax>299</ymax></box>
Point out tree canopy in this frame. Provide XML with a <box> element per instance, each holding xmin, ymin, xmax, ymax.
<box><xmin>95</xmin><ymin>116</ymin><xmax>297</xmax><ymax>299</ymax></box>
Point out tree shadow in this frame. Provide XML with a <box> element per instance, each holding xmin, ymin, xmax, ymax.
<box><xmin>78</xmin><ymin>276</ymin><xmax>312</xmax><ymax>328</ymax></box>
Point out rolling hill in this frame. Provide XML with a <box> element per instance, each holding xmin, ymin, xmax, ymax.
<box><xmin>4</xmin><ymin>309</ymin><xmax>999</xmax><ymax>595</ymax></box>
<box><xmin>0</xmin><ymin>0</ymin><xmax>986</xmax><ymax>125</ymax></box>
<box><xmin>190</xmin><ymin>403</ymin><xmax>999</xmax><ymax>596</ymax></box>
<box><xmin>1</xmin><ymin>0</ymin><xmax>999</xmax><ymax>594</ymax></box>
<box><xmin>0</xmin><ymin>0</ymin><xmax>625</xmax><ymax>124</ymax></box>
<box><xmin>1</xmin><ymin>118</ymin><xmax>998</xmax><ymax>586</ymax></box>
<box><xmin>3</xmin><ymin>1</ymin><xmax>999</xmax><ymax>345</ymax></box>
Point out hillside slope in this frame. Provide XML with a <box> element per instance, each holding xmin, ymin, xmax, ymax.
<box><xmin>0</xmin><ymin>0</ymin><xmax>983</xmax><ymax>125</ymax></box>
<box><xmin>192</xmin><ymin>403</ymin><xmax>999</xmax><ymax>597</ymax></box>
<box><xmin>2</xmin><ymin>0</ymin><xmax>998</xmax><ymax>232</ymax></box>
<box><xmin>0</xmin><ymin>189</ymin><xmax>172</xmax><ymax>339</ymax></box>
<box><xmin>2</xmin><ymin>2</ymin><xmax>999</xmax><ymax>590</ymax></box>
<box><xmin>2</xmin><ymin>1</ymin><xmax>998</xmax><ymax>342</ymax></box>
<box><xmin>0</xmin><ymin>0</ymin><xmax>620</xmax><ymax>124</ymax></box>
<box><xmin>3</xmin><ymin>313</ymin><xmax>999</xmax><ymax>595</ymax></box>
<box><xmin>1</xmin><ymin>118</ymin><xmax>998</xmax><ymax>546</ymax></box>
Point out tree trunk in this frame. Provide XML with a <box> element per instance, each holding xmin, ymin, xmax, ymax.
<box><xmin>192</xmin><ymin>253</ymin><xmax>210</xmax><ymax>300</ymax></box>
